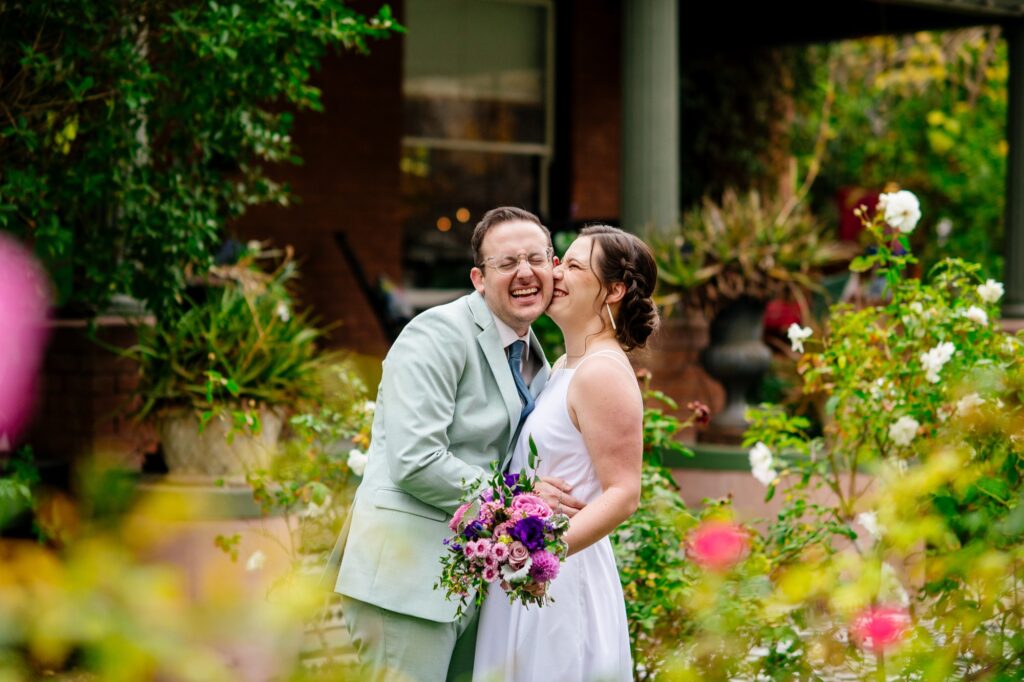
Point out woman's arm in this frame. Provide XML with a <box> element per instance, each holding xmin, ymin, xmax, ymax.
<box><xmin>561</xmin><ymin>355</ymin><xmax>643</xmax><ymax>556</ymax></box>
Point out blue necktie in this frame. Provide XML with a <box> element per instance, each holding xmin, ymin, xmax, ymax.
<box><xmin>508</xmin><ymin>340</ymin><xmax>535</xmax><ymax>424</ymax></box>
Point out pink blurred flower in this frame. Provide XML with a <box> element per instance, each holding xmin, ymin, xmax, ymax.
<box><xmin>510</xmin><ymin>493</ymin><xmax>552</xmax><ymax>520</ymax></box>
<box><xmin>449</xmin><ymin>502</ymin><xmax>472</xmax><ymax>532</ymax></box>
<box><xmin>0</xmin><ymin>236</ymin><xmax>50</xmax><ymax>444</ymax></box>
<box><xmin>687</xmin><ymin>521</ymin><xmax>749</xmax><ymax>572</ymax></box>
<box><xmin>482</xmin><ymin>565</ymin><xmax>500</xmax><ymax>583</ymax></box>
<box><xmin>851</xmin><ymin>605</ymin><xmax>911</xmax><ymax>653</ymax></box>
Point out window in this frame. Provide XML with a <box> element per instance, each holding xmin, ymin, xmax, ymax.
<box><xmin>401</xmin><ymin>0</ymin><xmax>554</xmax><ymax>288</ymax></box>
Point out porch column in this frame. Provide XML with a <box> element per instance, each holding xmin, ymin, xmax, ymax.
<box><xmin>1004</xmin><ymin>19</ymin><xmax>1024</xmax><ymax>318</ymax></box>
<box><xmin>621</xmin><ymin>0</ymin><xmax>679</xmax><ymax>236</ymax></box>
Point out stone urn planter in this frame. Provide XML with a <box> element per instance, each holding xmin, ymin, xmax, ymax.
<box><xmin>700</xmin><ymin>297</ymin><xmax>772</xmax><ymax>444</ymax></box>
<box><xmin>157</xmin><ymin>407</ymin><xmax>284</xmax><ymax>485</ymax></box>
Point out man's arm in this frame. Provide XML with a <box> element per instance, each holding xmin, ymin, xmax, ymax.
<box><xmin>380</xmin><ymin>312</ymin><xmax>488</xmax><ymax>513</ymax></box>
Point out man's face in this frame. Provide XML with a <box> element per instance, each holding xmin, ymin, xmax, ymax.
<box><xmin>469</xmin><ymin>220</ymin><xmax>554</xmax><ymax>335</ymax></box>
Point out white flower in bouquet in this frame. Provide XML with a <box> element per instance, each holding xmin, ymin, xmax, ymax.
<box><xmin>786</xmin><ymin>323</ymin><xmax>813</xmax><ymax>353</ymax></box>
<box><xmin>347</xmin><ymin>448</ymin><xmax>368</xmax><ymax>476</ymax></box>
<box><xmin>749</xmin><ymin>441</ymin><xmax>777</xmax><ymax>486</ymax></box>
<box><xmin>246</xmin><ymin>550</ymin><xmax>267</xmax><ymax>572</ymax></box>
<box><xmin>920</xmin><ymin>341</ymin><xmax>956</xmax><ymax>383</ymax></box>
<box><xmin>889</xmin><ymin>416</ymin><xmax>920</xmax><ymax>447</ymax></box>
<box><xmin>956</xmin><ymin>393</ymin><xmax>985</xmax><ymax>416</ymax></box>
<box><xmin>964</xmin><ymin>306</ymin><xmax>988</xmax><ymax>326</ymax></box>
<box><xmin>876</xmin><ymin>190</ymin><xmax>921</xmax><ymax>234</ymax></box>
<box><xmin>977</xmin><ymin>279</ymin><xmax>1004</xmax><ymax>304</ymax></box>
<box><xmin>856</xmin><ymin>511</ymin><xmax>882</xmax><ymax>541</ymax></box>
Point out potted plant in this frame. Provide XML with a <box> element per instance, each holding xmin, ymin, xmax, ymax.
<box><xmin>130</xmin><ymin>244</ymin><xmax>332</xmax><ymax>485</ymax></box>
<box><xmin>653</xmin><ymin>189</ymin><xmax>857</xmax><ymax>442</ymax></box>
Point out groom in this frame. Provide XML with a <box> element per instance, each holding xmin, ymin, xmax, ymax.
<box><xmin>323</xmin><ymin>207</ymin><xmax>586</xmax><ymax>681</ymax></box>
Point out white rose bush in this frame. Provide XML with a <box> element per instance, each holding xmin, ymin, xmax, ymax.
<box><xmin>703</xmin><ymin>186</ymin><xmax>1024</xmax><ymax>680</ymax></box>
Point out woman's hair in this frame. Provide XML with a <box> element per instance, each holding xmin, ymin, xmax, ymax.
<box><xmin>579</xmin><ymin>225</ymin><xmax>659</xmax><ymax>351</ymax></box>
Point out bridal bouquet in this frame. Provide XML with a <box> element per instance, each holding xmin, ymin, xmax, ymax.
<box><xmin>436</xmin><ymin>438</ymin><xmax>570</xmax><ymax>617</ymax></box>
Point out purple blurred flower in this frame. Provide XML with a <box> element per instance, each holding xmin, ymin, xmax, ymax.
<box><xmin>462</xmin><ymin>520</ymin><xmax>484</xmax><ymax>540</ymax></box>
<box><xmin>510</xmin><ymin>516</ymin><xmax>546</xmax><ymax>552</ymax></box>
<box><xmin>529</xmin><ymin>550</ymin><xmax>560</xmax><ymax>582</ymax></box>
<box><xmin>0</xmin><ymin>236</ymin><xmax>50</xmax><ymax>445</ymax></box>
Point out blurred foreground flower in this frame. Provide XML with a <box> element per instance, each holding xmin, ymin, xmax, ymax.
<box><xmin>877</xmin><ymin>190</ymin><xmax>921</xmax><ymax>234</ymax></box>
<box><xmin>687</xmin><ymin>520</ymin><xmax>749</xmax><ymax>572</ymax></box>
<box><xmin>0</xmin><ymin>235</ymin><xmax>50</xmax><ymax>444</ymax></box>
<box><xmin>686</xmin><ymin>400</ymin><xmax>711</xmax><ymax>426</ymax></box>
<box><xmin>850</xmin><ymin>605</ymin><xmax>911</xmax><ymax>653</ymax></box>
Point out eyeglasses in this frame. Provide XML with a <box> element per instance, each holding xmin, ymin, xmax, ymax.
<box><xmin>478</xmin><ymin>247</ymin><xmax>554</xmax><ymax>274</ymax></box>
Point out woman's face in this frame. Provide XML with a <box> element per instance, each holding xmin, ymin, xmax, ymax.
<box><xmin>548</xmin><ymin>236</ymin><xmax>605</xmax><ymax>325</ymax></box>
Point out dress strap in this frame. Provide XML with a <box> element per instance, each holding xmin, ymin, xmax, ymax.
<box><xmin>572</xmin><ymin>350</ymin><xmax>635</xmax><ymax>379</ymax></box>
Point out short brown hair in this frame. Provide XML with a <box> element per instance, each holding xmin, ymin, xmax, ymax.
<box><xmin>471</xmin><ymin>207</ymin><xmax>551</xmax><ymax>266</ymax></box>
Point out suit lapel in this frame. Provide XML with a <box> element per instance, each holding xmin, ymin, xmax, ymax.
<box><xmin>469</xmin><ymin>294</ymin><xmax>522</xmax><ymax>455</ymax></box>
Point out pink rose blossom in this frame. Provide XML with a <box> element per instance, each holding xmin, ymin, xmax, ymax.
<box><xmin>449</xmin><ymin>502</ymin><xmax>472</xmax><ymax>532</ymax></box>
<box><xmin>529</xmin><ymin>550</ymin><xmax>560</xmax><ymax>582</ymax></box>
<box><xmin>687</xmin><ymin>521</ymin><xmax>750</xmax><ymax>572</ymax></box>
<box><xmin>511</xmin><ymin>493</ymin><xmax>553</xmax><ymax>520</ymax></box>
<box><xmin>508</xmin><ymin>541</ymin><xmax>530</xmax><ymax>569</ymax></box>
<box><xmin>490</xmin><ymin>543</ymin><xmax>510</xmax><ymax>563</ymax></box>
<box><xmin>494</xmin><ymin>521</ymin><xmax>514</xmax><ymax>538</ymax></box>
<box><xmin>851</xmin><ymin>605</ymin><xmax>911</xmax><ymax>653</ymax></box>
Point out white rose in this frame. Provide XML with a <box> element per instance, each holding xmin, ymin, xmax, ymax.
<box><xmin>347</xmin><ymin>449</ymin><xmax>368</xmax><ymax>476</ymax></box>
<box><xmin>786</xmin><ymin>323</ymin><xmax>813</xmax><ymax>354</ymax></box>
<box><xmin>964</xmin><ymin>306</ymin><xmax>988</xmax><ymax>326</ymax></box>
<box><xmin>246</xmin><ymin>550</ymin><xmax>267</xmax><ymax>572</ymax></box>
<box><xmin>956</xmin><ymin>393</ymin><xmax>985</xmax><ymax>416</ymax></box>
<box><xmin>500</xmin><ymin>557</ymin><xmax>533</xmax><ymax>584</ymax></box>
<box><xmin>856</xmin><ymin>511</ymin><xmax>882</xmax><ymax>541</ymax></box>
<box><xmin>876</xmin><ymin>190</ymin><xmax>921</xmax><ymax>234</ymax></box>
<box><xmin>889</xmin><ymin>416</ymin><xmax>920</xmax><ymax>447</ymax></box>
<box><xmin>977</xmin><ymin>279</ymin><xmax>1004</xmax><ymax>304</ymax></box>
<box><xmin>749</xmin><ymin>442</ymin><xmax>776</xmax><ymax>486</ymax></box>
<box><xmin>920</xmin><ymin>341</ymin><xmax>956</xmax><ymax>383</ymax></box>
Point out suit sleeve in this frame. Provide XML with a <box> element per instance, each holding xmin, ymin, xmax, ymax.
<box><xmin>380</xmin><ymin>311</ymin><xmax>488</xmax><ymax>513</ymax></box>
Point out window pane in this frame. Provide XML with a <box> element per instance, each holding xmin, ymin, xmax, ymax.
<box><xmin>401</xmin><ymin>146</ymin><xmax>541</xmax><ymax>287</ymax></box>
<box><xmin>404</xmin><ymin>0</ymin><xmax>547</xmax><ymax>144</ymax></box>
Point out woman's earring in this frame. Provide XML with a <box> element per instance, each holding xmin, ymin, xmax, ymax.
<box><xmin>606</xmin><ymin>303</ymin><xmax>617</xmax><ymax>332</ymax></box>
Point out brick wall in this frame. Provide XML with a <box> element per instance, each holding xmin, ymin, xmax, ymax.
<box><xmin>24</xmin><ymin>321</ymin><xmax>156</xmax><ymax>466</ymax></box>
<box><xmin>234</xmin><ymin>0</ymin><xmax>405</xmax><ymax>359</ymax></box>
<box><xmin>567</xmin><ymin>0</ymin><xmax>621</xmax><ymax>223</ymax></box>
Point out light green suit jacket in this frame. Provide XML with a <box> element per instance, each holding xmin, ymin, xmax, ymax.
<box><xmin>323</xmin><ymin>292</ymin><xmax>550</xmax><ymax>623</ymax></box>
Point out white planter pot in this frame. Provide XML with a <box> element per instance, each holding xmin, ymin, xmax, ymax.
<box><xmin>157</xmin><ymin>408</ymin><xmax>284</xmax><ymax>485</ymax></box>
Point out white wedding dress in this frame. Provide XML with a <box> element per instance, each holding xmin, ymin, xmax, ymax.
<box><xmin>473</xmin><ymin>351</ymin><xmax>634</xmax><ymax>682</ymax></box>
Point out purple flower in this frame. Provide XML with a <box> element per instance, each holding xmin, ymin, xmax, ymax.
<box><xmin>529</xmin><ymin>550</ymin><xmax>560</xmax><ymax>582</ymax></box>
<box><xmin>504</xmin><ymin>473</ymin><xmax>521</xmax><ymax>491</ymax></box>
<box><xmin>462</xmin><ymin>520</ymin><xmax>485</xmax><ymax>540</ymax></box>
<box><xmin>510</xmin><ymin>516</ymin><xmax>546</xmax><ymax>552</ymax></box>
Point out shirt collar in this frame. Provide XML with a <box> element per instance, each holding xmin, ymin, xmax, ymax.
<box><xmin>492</xmin><ymin>315</ymin><xmax>531</xmax><ymax>362</ymax></box>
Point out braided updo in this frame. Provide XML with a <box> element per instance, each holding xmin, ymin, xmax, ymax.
<box><xmin>579</xmin><ymin>225</ymin><xmax>659</xmax><ymax>351</ymax></box>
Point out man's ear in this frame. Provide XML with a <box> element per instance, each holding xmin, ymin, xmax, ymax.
<box><xmin>606</xmin><ymin>281</ymin><xmax>626</xmax><ymax>305</ymax></box>
<box><xmin>470</xmin><ymin>267</ymin><xmax>486</xmax><ymax>294</ymax></box>
<box><xmin>552</xmin><ymin>255</ymin><xmax>560</xmax><ymax>267</ymax></box>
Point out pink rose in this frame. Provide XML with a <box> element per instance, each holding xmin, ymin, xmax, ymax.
<box><xmin>851</xmin><ymin>605</ymin><xmax>911</xmax><ymax>653</ymax></box>
<box><xmin>687</xmin><ymin>521</ymin><xmax>750</xmax><ymax>572</ymax></box>
<box><xmin>493</xmin><ymin>521</ymin><xmax>514</xmax><ymax>538</ymax></box>
<box><xmin>508</xmin><ymin>541</ymin><xmax>530</xmax><ymax>569</ymax></box>
<box><xmin>449</xmin><ymin>502</ymin><xmax>472</xmax><ymax>532</ymax></box>
<box><xmin>510</xmin><ymin>493</ymin><xmax>552</xmax><ymax>520</ymax></box>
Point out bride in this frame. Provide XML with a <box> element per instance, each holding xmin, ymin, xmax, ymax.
<box><xmin>473</xmin><ymin>225</ymin><xmax>659</xmax><ymax>682</ymax></box>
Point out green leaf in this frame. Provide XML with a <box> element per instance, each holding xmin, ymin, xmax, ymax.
<box><xmin>528</xmin><ymin>435</ymin><xmax>538</xmax><ymax>470</ymax></box>
<box><xmin>849</xmin><ymin>255</ymin><xmax>874</xmax><ymax>273</ymax></box>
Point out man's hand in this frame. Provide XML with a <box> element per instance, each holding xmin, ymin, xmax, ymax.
<box><xmin>534</xmin><ymin>476</ymin><xmax>586</xmax><ymax>517</ymax></box>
